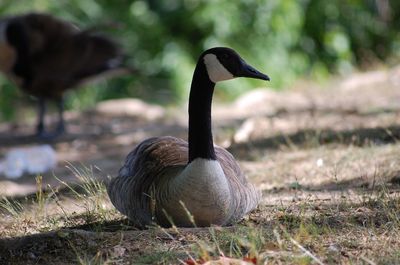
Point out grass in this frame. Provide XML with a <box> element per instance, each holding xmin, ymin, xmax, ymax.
<box><xmin>1</xmin><ymin>139</ymin><xmax>400</xmax><ymax>264</ymax></box>
<box><xmin>0</xmin><ymin>196</ymin><xmax>24</xmax><ymax>218</ymax></box>
<box><xmin>54</xmin><ymin>163</ymin><xmax>111</xmax><ymax>226</ymax></box>
<box><xmin>0</xmin><ymin>157</ymin><xmax>399</xmax><ymax>264</ymax></box>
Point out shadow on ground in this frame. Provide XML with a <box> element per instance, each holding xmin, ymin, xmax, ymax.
<box><xmin>229</xmin><ymin>125</ymin><xmax>400</xmax><ymax>160</ymax></box>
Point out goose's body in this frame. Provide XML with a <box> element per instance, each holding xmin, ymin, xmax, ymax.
<box><xmin>108</xmin><ymin>136</ymin><xmax>259</xmax><ymax>227</ymax></box>
<box><xmin>108</xmin><ymin>47</ymin><xmax>269</xmax><ymax>228</ymax></box>
<box><xmin>0</xmin><ymin>13</ymin><xmax>129</xmax><ymax>138</ymax></box>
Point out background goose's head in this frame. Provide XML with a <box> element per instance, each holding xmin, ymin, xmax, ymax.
<box><xmin>201</xmin><ymin>47</ymin><xmax>270</xmax><ymax>83</ymax></box>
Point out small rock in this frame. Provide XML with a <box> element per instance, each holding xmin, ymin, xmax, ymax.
<box><xmin>328</xmin><ymin>244</ymin><xmax>339</xmax><ymax>253</ymax></box>
<box><xmin>112</xmin><ymin>245</ymin><xmax>126</xmax><ymax>257</ymax></box>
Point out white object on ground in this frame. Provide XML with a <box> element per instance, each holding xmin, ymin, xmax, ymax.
<box><xmin>316</xmin><ymin>158</ymin><xmax>324</xmax><ymax>167</ymax></box>
<box><xmin>0</xmin><ymin>145</ymin><xmax>57</xmax><ymax>179</ymax></box>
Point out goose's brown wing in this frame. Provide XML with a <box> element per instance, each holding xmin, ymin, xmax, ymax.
<box><xmin>107</xmin><ymin>136</ymin><xmax>188</xmax><ymax>227</ymax></box>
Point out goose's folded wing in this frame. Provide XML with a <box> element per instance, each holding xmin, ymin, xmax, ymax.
<box><xmin>215</xmin><ymin>146</ymin><xmax>261</xmax><ymax>223</ymax></box>
<box><xmin>107</xmin><ymin>136</ymin><xmax>188</xmax><ymax>227</ymax></box>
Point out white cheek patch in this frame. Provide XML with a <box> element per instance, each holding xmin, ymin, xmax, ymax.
<box><xmin>203</xmin><ymin>54</ymin><xmax>234</xmax><ymax>83</ymax></box>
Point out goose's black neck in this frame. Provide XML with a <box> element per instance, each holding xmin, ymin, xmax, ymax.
<box><xmin>188</xmin><ymin>59</ymin><xmax>216</xmax><ymax>163</ymax></box>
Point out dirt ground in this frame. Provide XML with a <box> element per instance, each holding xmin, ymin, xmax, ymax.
<box><xmin>0</xmin><ymin>66</ymin><xmax>400</xmax><ymax>264</ymax></box>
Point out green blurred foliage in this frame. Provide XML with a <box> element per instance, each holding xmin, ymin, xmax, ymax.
<box><xmin>0</xmin><ymin>0</ymin><xmax>399</xmax><ymax>120</ymax></box>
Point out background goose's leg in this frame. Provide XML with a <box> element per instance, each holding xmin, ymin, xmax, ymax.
<box><xmin>55</xmin><ymin>97</ymin><xmax>65</xmax><ymax>136</ymax></box>
<box><xmin>36</xmin><ymin>97</ymin><xmax>46</xmax><ymax>137</ymax></box>
<box><xmin>36</xmin><ymin>97</ymin><xmax>65</xmax><ymax>139</ymax></box>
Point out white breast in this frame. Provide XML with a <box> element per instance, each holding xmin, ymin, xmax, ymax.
<box><xmin>176</xmin><ymin>158</ymin><xmax>230</xmax><ymax>200</ymax></box>
<box><xmin>181</xmin><ymin>158</ymin><xmax>226</xmax><ymax>182</ymax></box>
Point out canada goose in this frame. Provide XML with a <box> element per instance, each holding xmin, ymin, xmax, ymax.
<box><xmin>0</xmin><ymin>13</ymin><xmax>130</xmax><ymax>138</ymax></box>
<box><xmin>108</xmin><ymin>47</ymin><xmax>269</xmax><ymax>228</ymax></box>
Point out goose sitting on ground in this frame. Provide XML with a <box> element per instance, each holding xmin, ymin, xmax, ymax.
<box><xmin>108</xmin><ymin>47</ymin><xmax>269</xmax><ymax>228</ymax></box>
<box><xmin>0</xmin><ymin>13</ymin><xmax>130</xmax><ymax>138</ymax></box>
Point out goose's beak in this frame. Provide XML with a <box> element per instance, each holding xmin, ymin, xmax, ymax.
<box><xmin>238</xmin><ymin>61</ymin><xmax>270</xmax><ymax>81</ymax></box>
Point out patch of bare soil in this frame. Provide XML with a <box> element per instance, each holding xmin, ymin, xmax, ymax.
<box><xmin>1</xmin><ymin>67</ymin><xmax>400</xmax><ymax>264</ymax></box>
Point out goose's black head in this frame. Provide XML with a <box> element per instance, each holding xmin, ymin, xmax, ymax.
<box><xmin>201</xmin><ymin>47</ymin><xmax>270</xmax><ymax>83</ymax></box>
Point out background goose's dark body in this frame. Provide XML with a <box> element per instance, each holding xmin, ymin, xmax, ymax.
<box><xmin>0</xmin><ymin>13</ymin><xmax>129</xmax><ymax>137</ymax></box>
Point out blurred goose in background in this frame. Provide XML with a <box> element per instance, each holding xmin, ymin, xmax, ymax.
<box><xmin>108</xmin><ymin>47</ymin><xmax>269</xmax><ymax>228</ymax></box>
<box><xmin>0</xmin><ymin>13</ymin><xmax>131</xmax><ymax>139</ymax></box>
